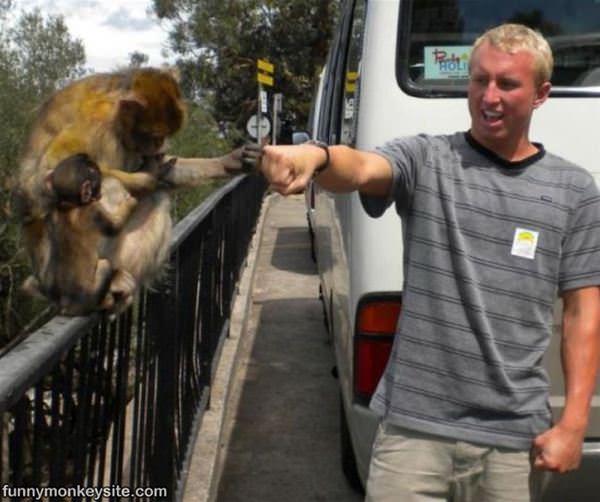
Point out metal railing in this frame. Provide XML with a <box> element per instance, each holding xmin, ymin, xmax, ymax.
<box><xmin>0</xmin><ymin>174</ymin><xmax>267</xmax><ymax>501</ymax></box>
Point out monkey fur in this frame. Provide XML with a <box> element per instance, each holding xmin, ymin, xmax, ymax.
<box><xmin>16</xmin><ymin>67</ymin><xmax>258</xmax><ymax>315</ymax></box>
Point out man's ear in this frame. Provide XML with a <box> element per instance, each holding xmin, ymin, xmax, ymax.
<box><xmin>533</xmin><ymin>81</ymin><xmax>552</xmax><ymax>109</ymax></box>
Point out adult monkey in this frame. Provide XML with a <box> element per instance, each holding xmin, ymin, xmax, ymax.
<box><xmin>15</xmin><ymin>67</ymin><xmax>258</xmax><ymax>314</ymax></box>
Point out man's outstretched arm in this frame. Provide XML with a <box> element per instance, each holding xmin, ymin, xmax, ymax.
<box><xmin>259</xmin><ymin>143</ymin><xmax>393</xmax><ymax>197</ymax></box>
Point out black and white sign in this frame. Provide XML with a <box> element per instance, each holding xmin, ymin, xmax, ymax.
<box><xmin>246</xmin><ymin>114</ymin><xmax>271</xmax><ymax>139</ymax></box>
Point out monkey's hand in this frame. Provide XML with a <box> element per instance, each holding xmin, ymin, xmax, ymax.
<box><xmin>220</xmin><ymin>143</ymin><xmax>262</xmax><ymax>175</ymax></box>
<box><xmin>156</xmin><ymin>157</ymin><xmax>178</xmax><ymax>187</ymax></box>
<box><xmin>160</xmin><ymin>157</ymin><xmax>177</xmax><ymax>176</ymax></box>
<box><xmin>100</xmin><ymin>269</ymin><xmax>136</xmax><ymax>315</ymax></box>
<box><xmin>241</xmin><ymin>143</ymin><xmax>263</xmax><ymax>172</ymax></box>
<box><xmin>103</xmin><ymin>168</ymin><xmax>159</xmax><ymax>196</ymax></box>
<box><xmin>141</xmin><ymin>154</ymin><xmax>177</xmax><ymax>178</ymax></box>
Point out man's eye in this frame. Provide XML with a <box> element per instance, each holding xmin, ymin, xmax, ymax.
<box><xmin>499</xmin><ymin>79</ymin><xmax>519</xmax><ymax>90</ymax></box>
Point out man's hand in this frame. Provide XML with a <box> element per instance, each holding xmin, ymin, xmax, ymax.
<box><xmin>532</xmin><ymin>422</ymin><xmax>585</xmax><ymax>473</ymax></box>
<box><xmin>260</xmin><ymin>144</ymin><xmax>326</xmax><ymax>195</ymax></box>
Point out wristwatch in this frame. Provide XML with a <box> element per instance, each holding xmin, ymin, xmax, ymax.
<box><xmin>306</xmin><ymin>139</ymin><xmax>330</xmax><ymax>176</ymax></box>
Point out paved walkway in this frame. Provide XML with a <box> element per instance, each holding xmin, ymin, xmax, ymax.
<box><xmin>212</xmin><ymin>194</ymin><xmax>362</xmax><ymax>502</ymax></box>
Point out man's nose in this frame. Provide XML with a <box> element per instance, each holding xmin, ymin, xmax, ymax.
<box><xmin>482</xmin><ymin>82</ymin><xmax>500</xmax><ymax>103</ymax></box>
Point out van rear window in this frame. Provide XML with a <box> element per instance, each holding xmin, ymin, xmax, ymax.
<box><xmin>401</xmin><ymin>0</ymin><xmax>600</xmax><ymax>96</ymax></box>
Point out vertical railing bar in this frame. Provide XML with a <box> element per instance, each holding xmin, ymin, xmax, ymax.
<box><xmin>94</xmin><ymin>318</ymin><xmax>115</xmax><ymax>490</ymax></box>
<box><xmin>31</xmin><ymin>384</ymin><xmax>45</xmax><ymax>487</ymax></box>
<box><xmin>130</xmin><ymin>303</ymin><xmax>145</xmax><ymax>489</ymax></box>
<box><xmin>61</xmin><ymin>350</ymin><xmax>75</xmax><ymax>489</ymax></box>
<box><xmin>49</xmin><ymin>365</ymin><xmax>66</xmax><ymax>495</ymax></box>
<box><xmin>109</xmin><ymin>313</ymin><xmax>129</xmax><ymax>491</ymax></box>
<box><xmin>85</xmin><ymin>326</ymin><xmax>103</xmax><ymax>485</ymax></box>
<box><xmin>72</xmin><ymin>333</ymin><xmax>91</xmax><ymax>485</ymax></box>
<box><xmin>10</xmin><ymin>399</ymin><xmax>27</xmax><ymax>488</ymax></box>
<box><xmin>85</xmin><ymin>320</ymin><xmax>107</xmax><ymax>489</ymax></box>
<box><xmin>141</xmin><ymin>292</ymin><xmax>157</xmax><ymax>489</ymax></box>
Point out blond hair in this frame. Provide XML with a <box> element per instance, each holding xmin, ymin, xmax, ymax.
<box><xmin>471</xmin><ymin>24</ymin><xmax>553</xmax><ymax>85</ymax></box>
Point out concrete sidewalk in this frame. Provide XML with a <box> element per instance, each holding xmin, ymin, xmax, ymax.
<box><xmin>182</xmin><ymin>193</ymin><xmax>362</xmax><ymax>502</ymax></box>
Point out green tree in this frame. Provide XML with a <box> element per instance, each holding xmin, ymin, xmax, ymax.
<box><xmin>129</xmin><ymin>50</ymin><xmax>150</xmax><ymax>68</ymax></box>
<box><xmin>0</xmin><ymin>6</ymin><xmax>86</xmax><ymax>344</ymax></box>
<box><xmin>0</xmin><ymin>7</ymin><xmax>86</xmax><ymax>181</ymax></box>
<box><xmin>152</xmin><ymin>0</ymin><xmax>338</xmax><ymax>143</ymax></box>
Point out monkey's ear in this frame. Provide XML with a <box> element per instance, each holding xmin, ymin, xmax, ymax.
<box><xmin>80</xmin><ymin>180</ymin><xmax>95</xmax><ymax>205</ymax></box>
<box><xmin>119</xmin><ymin>98</ymin><xmax>146</xmax><ymax>118</ymax></box>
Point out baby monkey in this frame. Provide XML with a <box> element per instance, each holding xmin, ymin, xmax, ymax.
<box><xmin>22</xmin><ymin>154</ymin><xmax>144</xmax><ymax>315</ymax></box>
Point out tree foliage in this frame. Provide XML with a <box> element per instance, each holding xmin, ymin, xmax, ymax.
<box><xmin>0</xmin><ymin>6</ymin><xmax>86</xmax><ymax>343</ymax></box>
<box><xmin>153</xmin><ymin>0</ymin><xmax>339</xmax><ymax>143</ymax></box>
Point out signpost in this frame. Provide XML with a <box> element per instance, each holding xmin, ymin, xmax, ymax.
<box><xmin>256</xmin><ymin>59</ymin><xmax>274</xmax><ymax>143</ymax></box>
<box><xmin>272</xmin><ymin>93</ymin><xmax>282</xmax><ymax>145</ymax></box>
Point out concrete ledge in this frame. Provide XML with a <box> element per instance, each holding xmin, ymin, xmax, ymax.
<box><xmin>181</xmin><ymin>193</ymin><xmax>273</xmax><ymax>502</ymax></box>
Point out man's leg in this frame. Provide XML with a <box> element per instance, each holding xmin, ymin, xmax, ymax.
<box><xmin>473</xmin><ymin>447</ymin><xmax>538</xmax><ymax>502</ymax></box>
<box><xmin>365</xmin><ymin>422</ymin><xmax>453</xmax><ymax>502</ymax></box>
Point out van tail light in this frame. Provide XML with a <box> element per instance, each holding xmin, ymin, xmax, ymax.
<box><xmin>354</xmin><ymin>296</ymin><xmax>402</xmax><ymax>405</ymax></box>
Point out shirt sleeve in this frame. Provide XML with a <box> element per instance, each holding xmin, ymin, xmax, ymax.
<box><xmin>559</xmin><ymin>176</ymin><xmax>600</xmax><ymax>292</ymax></box>
<box><xmin>359</xmin><ymin>135</ymin><xmax>425</xmax><ymax>218</ymax></box>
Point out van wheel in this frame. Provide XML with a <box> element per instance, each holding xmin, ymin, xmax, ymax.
<box><xmin>340</xmin><ymin>396</ymin><xmax>364</xmax><ymax>493</ymax></box>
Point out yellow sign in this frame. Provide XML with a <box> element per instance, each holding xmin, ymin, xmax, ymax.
<box><xmin>345</xmin><ymin>71</ymin><xmax>359</xmax><ymax>93</ymax></box>
<box><xmin>257</xmin><ymin>59</ymin><xmax>275</xmax><ymax>74</ymax></box>
<box><xmin>257</xmin><ymin>59</ymin><xmax>275</xmax><ymax>86</ymax></box>
<box><xmin>257</xmin><ymin>72</ymin><xmax>274</xmax><ymax>87</ymax></box>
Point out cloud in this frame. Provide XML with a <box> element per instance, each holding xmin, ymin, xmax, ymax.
<box><xmin>103</xmin><ymin>6</ymin><xmax>155</xmax><ymax>32</ymax></box>
<box><xmin>16</xmin><ymin>0</ymin><xmax>171</xmax><ymax>72</ymax></box>
<box><xmin>20</xmin><ymin>0</ymin><xmax>100</xmax><ymax>16</ymax></box>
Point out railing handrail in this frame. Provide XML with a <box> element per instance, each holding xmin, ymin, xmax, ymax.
<box><xmin>0</xmin><ymin>314</ymin><xmax>96</xmax><ymax>411</ymax></box>
<box><xmin>171</xmin><ymin>175</ymin><xmax>246</xmax><ymax>248</ymax></box>
<box><xmin>0</xmin><ymin>174</ymin><xmax>250</xmax><ymax>412</ymax></box>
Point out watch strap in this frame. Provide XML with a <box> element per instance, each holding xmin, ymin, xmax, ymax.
<box><xmin>306</xmin><ymin>140</ymin><xmax>330</xmax><ymax>175</ymax></box>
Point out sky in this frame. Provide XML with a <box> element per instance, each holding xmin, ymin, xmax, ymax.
<box><xmin>16</xmin><ymin>0</ymin><xmax>173</xmax><ymax>72</ymax></box>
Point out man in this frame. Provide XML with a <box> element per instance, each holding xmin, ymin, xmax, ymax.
<box><xmin>258</xmin><ymin>24</ymin><xmax>600</xmax><ymax>502</ymax></box>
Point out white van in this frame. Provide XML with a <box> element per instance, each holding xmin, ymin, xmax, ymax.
<box><xmin>302</xmin><ymin>0</ymin><xmax>600</xmax><ymax>498</ymax></box>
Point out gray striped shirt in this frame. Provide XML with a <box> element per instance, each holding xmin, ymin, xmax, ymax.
<box><xmin>361</xmin><ymin>132</ymin><xmax>600</xmax><ymax>449</ymax></box>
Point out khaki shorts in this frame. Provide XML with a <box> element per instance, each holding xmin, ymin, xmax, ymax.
<box><xmin>365</xmin><ymin>421</ymin><xmax>542</xmax><ymax>502</ymax></box>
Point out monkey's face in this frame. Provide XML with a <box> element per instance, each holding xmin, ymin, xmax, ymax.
<box><xmin>118</xmin><ymin>72</ymin><xmax>185</xmax><ymax>156</ymax></box>
<box><xmin>132</xmin><ymin>128</ymin><xmax>166</xmax><ymax>156</ymax></box>
<box><xmin>118</xmin><ymin>99</ymin><xmax>171</xmax><ymax>156</ymax></box>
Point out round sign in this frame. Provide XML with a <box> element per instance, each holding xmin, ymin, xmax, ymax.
<box><xmin>246</xmin><ymin>114</ymin><xmax>271</xmax><ymax>139</ymax></box>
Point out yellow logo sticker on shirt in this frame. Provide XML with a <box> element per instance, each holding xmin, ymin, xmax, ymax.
<box><xmin>511</xmin><ymin>228</ymin><xmax>539</xmax><ymax>260</ymax></box>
